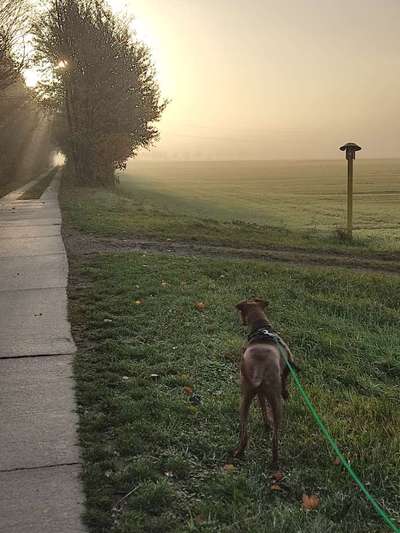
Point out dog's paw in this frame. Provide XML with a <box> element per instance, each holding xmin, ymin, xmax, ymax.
<box><xmin>232</xmin><ymin>448</ymin><xmax>245</xmax><ymax>459</ymax></box>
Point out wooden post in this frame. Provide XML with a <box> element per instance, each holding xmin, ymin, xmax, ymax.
<box><xmin>347</xmin><ymin>156</ymin><xmax>353</xmax><ymax>237</ymax></box>
<box><xmin>340</xmin><ymin>142</ymin><xmax>361</xmax><ymax>239</ymax></box>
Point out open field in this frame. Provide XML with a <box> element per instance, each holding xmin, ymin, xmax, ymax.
<box><xmin>120</xmin><ymin>159</ymin><xmax>400</xmax><ymax>244</ymax></box>
<box><xmin>61</xmin><ymin>171</ymin><xmax>400</xmax><ymax>532</ymax></box>
<box><xmin>62</xmin><ymin>182</ymin><xmax>400</xmax><ymax>259</ymax></box>
<box><xmin>68</xmin><ymin>251</ymin><xmax>400</xmax><ymax>532</ymax></box>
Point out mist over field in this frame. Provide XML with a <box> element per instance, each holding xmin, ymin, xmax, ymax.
<box><xmin>121</xmin><ymin>158</ymin><xmax>400</xmax><ymax>242</ymax></box>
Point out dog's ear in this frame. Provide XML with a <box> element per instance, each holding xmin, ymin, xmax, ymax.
<box><xmin>253</xmin><ymin>298</ymin><xmax>269</xmax><ymax>309</ymax></box>
<box><xmin>235</xmin><ymin>300</ymin><xmax>248</xmax><ymax>325</ymax></box>
<box><xmin>235</xmin><ymin>300</ymin><xmax>248</xmax><ymax>312</ymax></box>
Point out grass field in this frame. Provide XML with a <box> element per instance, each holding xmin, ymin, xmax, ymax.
<box><xmin>61</xmin><ymin>165</ymin><xmax>400</xmax><ymax>532</ymax></box>
<box><xmin>69</xmin><ymin>252</ymin><xmax>400</xmax><ymax>532</ymax></box>
<box><xmin>120</xmin><ymin>159</ymin><xmax>400</xmax><ymax>243</ymax></box>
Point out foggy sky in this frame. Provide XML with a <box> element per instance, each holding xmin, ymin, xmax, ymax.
<box><xmin>111</xmin><ymin>0</ymin><xmax>400</xmax><ymax>160</ymax></box>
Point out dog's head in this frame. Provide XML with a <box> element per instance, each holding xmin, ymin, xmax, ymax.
<box><xmin>235</xmin><ymin>298</ymin><xmax>269</xmax><ymax>325</ymax></box>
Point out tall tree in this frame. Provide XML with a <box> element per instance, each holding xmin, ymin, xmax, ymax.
<box><xmin>34</xmin><ymin>0</ymin><xmax>167</xmax><ymax>185</ymax></box>
<box><xmin>0</xmin><ymin>1</ymin><xmax>52</xmax><ymax>191</ymax></box>
<box><xmin>0</xmin><ymin>0</ymin><xmax>29</xmax><ymax>92</ymax></box>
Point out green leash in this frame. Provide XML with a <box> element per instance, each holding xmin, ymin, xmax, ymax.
<box><xmin>280</xmin><ymin>347</ymin><xmax>399</xmax><ymax>532</ymax></box>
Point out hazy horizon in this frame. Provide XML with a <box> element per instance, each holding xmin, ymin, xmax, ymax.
<box><xmin>126</xmin><ymin>156</ymin><xmax>400</xmax><ymax>163</ymax></box>
<box><xmin>108</xmin><ymin>0</ymin><xmax>400</xmax><ymax>162</ymax></box>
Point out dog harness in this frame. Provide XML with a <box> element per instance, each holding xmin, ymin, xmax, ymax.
<box><xmin>247</xmin><ymin>328</ymin><xmax>279</xmax><ymax>344</ymax></box>
<box><xmin>247</xmin><ymin>328</ymin><xmax>295</xmax><ymax>372</ymax></box>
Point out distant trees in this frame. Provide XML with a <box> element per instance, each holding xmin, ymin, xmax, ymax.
<box><xmin>33</xmin><ymin>0</ymin><xmax>167</xmax><ymax>186</ymax></box>
<box><xmin>0</xmin><ymin>0</ymin><xmax>51</xmax><ymax>190</ymax></box>
<box><xmin>0</xmin><ymin>80</ymin><xmax>52</xmax><ymax>188</ymax></box>
<box><xmin>0</xmin><ymin>0</ymin><xmax>29</xmax><ymax>91</ymax></box>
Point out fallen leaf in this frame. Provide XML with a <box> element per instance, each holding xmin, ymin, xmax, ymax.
<box><xmin>194</xmin><ymin>514</ymin><xmax>206</xmax><ymax>525</ymax></box>
<box><xmin>183</xmin><ymin>386</ymin><xmax>193</xmax><ymax>396</ymax></box>
<box><xmin>223</xmin><ymin>464</ymin><xmax>236</xmax><ymax>472</ymax></box>
<box><xmin>134</xmin><ymin>299</ymin><xmax>144</xmax><ymax>305</ymax></box>
<box><xmin>195</xmin><ymin>302</ymin><xmax>206</xmax><ymax>311</ymax></box>
<box><xmin>271</xmin><ymin>484</ymin><xmax>282</xmax><ymax>491</ymax></box>
<box><xmin>272</xmin><ymin>471</ymin><xmax>284</xmax><ymax>482</ymax></box>
<box><xmin>161</xmin><ymin>281</ymin><xmax>168</xmax><ymax>287</ymax></box>
<box><xmin>302</xmin><ymin>494</ymin><xmax>320</xmax><ymax>510</ymax></box>
<box><xmin>103</xmin><ymin>318</ymin><xmax>113</xmax><ymax>323</ymax></box>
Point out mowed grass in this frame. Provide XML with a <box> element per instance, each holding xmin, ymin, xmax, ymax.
<box><xmin>61</xmin><ymin>184</ymin><xmax>400</xmax><ymax>257</ymax></box>
<box><xmin>120</xmin><ymin>159</ymin><xmax>400</xmax><ymax>245</ymax></box>
<box><xmin>69</xmin><ymin>252</ymin><xmax>400</xmax><ymax>532</ymax></box>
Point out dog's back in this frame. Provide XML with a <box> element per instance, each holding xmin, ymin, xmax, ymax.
<box><xmin>242</xmin><ymin>342</ymin><xmax>282</xmax><ymax>391</ymax></box>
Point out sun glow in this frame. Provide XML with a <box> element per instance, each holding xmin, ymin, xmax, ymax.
<box><xmin>23</xmin><ymin>67</ymin><xmax>41</xmax><ymax>88</ymax></box>
<box><xmin>107</xmin><ymin>0</ymin><xmax>166</xmax><ymax>91</ymax></box>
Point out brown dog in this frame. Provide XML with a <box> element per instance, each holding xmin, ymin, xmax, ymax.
<box><xmin>234</xmin><ymin>298</ymin><xmax>298</xmax><ymax>468</ymax></box>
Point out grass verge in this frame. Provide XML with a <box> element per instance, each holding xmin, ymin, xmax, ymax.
<box><xmin>69</xmin><ymin>251</ymin><xmax>400</xmax><ymax>532</ymax></box>
<box><xmin>61</xmin><ymin>183</ymin><xmax>400</xmax><ymax>259</ymax></box>
<box><xmin>20</xmin><ymin>167</ymin><xmax>58</xmax><ymax>199</ymax></box>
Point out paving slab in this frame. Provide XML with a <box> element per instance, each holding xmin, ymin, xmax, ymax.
<box><xmin>41</xmin><ymin>178</ymin><xmax>61</xmax><ymax>201</ymax></box>
<box><xmin>0</xmin><ymin>465</ymin><xmax>85</xmax><ymax>533</ymax></box>
<box><xmin>0</xmin><ymin>172</ymin><xmax>85</xmax><ymax>531</ymax></box>
<box><xmin>0</xmin><ymin>254</ymin><xmax>67</xmax><ymax>291</ymax></box>
<box><xmin>0</xmin><ymin>224</ymin><xmax>61</xmax><ymax>239</ymax></box>
<box><xmin>0</xmin><ymin>207</ymin><xmax>61</xmax><ymax>222</ymax></box>
<box><xmin>0</xmin><ymin>235</ymin><xmax>65</xmax><ymax>257</ymax></box>
<box><xmin>0</xmin><ymin>218</ymin><xmax>61</xmax><ymax>227</ymax></box>
<box><xmin>0</xmin><ymin>201</ymin><xmax>46</xmax><ymax>209</ymax></box>
<box><xmin>0</xmin><ymin>355</ymin><xmax>80</xmax><ymax>470</ymax></box>
<box><xmin>0</xmin><ymin>177</ymin><xmax>42</xmax><ymax>202</ymax></box>
<box><xmin>0</xmin><ymin>288</ymin><xmax>76</xmax><ymax>357</ymax></box>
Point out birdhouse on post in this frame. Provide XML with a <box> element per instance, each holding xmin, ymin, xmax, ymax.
<box><xmin>339</xmin><ymin>142</ymin><xmax>362</xmax><ymax>238</ymax></box>
<box><xmin>340</xmin><ymin>142</ymin><xmax>361</xmax><ymax>160</ymax></box>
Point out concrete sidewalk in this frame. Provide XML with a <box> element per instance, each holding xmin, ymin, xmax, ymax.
<box><xmin>0</xmin><ymin>174</ymin><xmax>85</xmax><ymax>532</ymax></box>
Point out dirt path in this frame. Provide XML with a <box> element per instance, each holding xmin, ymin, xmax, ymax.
<box><xmin>63</xmin><ymin>229</ymin><xmax>400</xmax><ymax>276</ymax></box>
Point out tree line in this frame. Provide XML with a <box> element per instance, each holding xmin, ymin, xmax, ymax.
<box><xmin>0</xmin><ymin>0</ymin><xmax>50</xmax><ymax>189</ymax></box>
<box><xmin>0</xmin><ymin>0</ymin><xmax>166</xmax><ymax>189</ymax></box>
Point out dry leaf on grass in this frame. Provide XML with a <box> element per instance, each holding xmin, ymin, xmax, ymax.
<box><xmin>271</xmin><ymin>484</ymin><xmax>282</xmax><ymax>491</ymax></box>
<box><xmin>272</xmin><ymin>471</ymin><xmax>284</xmax><ymax>482</ymax></box>
<box><xmin>195</xmin><ymin>302</ymin><xmax>206</xmax><ymax>311</ymax></box>
<box><xmin>302</xmin><ymin>494</ymin><xmax>320</xmax><ymax>510</ymax></box>
<box><xmin>194</xmin><ymin>514</ymin><xmax>206</xmax><ymax>525</ymax></box>
<box><xmin>134</xmin><ymin>299</ymin><xmax>144</xmax><ymax>305</ymax></box>
<box><xmin>183</xmin><ymin>386</ymin><xmax>193</xmax><ymax>396</ymax></box>
<box><xmin>223</xmin><ymin>464</ymin><xmax>236</xmax><ymax>473</ymax></box>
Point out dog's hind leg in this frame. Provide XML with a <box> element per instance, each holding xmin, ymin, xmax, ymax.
<box><xmin>234</xmin><ymin>383</ymin><xmax>255</xmax><ymax>458</ymax></box>
<box><xmin>258</xmin><ymin>392</ymin><xmax>273</xmax><ymax>432</ymax></box>
<box><xmin>266</xmin><ymin>392</ymin><xmax>283</xmax><ymax>469</ymax></box>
